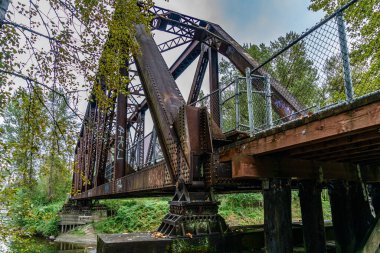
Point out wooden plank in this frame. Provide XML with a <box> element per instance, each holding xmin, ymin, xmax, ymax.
<box><xmin>290</xmin><ymin>130</ymin><xmax>380</xmax><ymax>157</ymax></box>
<box><xmin>231</xmin><ymin>155</ymin><xmax>380</xmax><ymax>182</ymax></box>
<box><xmin>298</xmin><ymin>138</ymin><xmax>380</xmax><ymax>160</ymax></box>
<box><xmin>220</xmin><ymin>100</ymin><xmax>380</xmax><ymax>160</ymax></box>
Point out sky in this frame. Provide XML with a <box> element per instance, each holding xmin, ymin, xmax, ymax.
<box><xmin>154</xmin><ymin>0</ymin><xmax>324</xmax><ymax>46</ymax></box>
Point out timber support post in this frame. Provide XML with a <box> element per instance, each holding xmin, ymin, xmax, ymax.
<box><xmin>263</xmin><ymin>178</ymin><xmax>293</xmax><ymax>253</ymax></box>
<box><xmin>299</xmin><ymin>180</ymin><xmax>326</xmax><ymax>253</ymax></box>
<box><xmin>349</xmin><ymin>181</ymin><xmax>375</xmax><ymax>246</ymax></box>
<box><xmin>368</xmin><ymin>183</ymin><xmax>380</xmax><ymax>217</ymax></box>
<box><xmin>328</xmin><ymin>180</ymin><xmax>356</xmax><ymax>253</ymax></box>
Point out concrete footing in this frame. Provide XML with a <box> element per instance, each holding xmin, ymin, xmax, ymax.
<box><xmin>97</xmin><ymin>224</ymin><xmax>335</xmax><ymax>253</ymax></box>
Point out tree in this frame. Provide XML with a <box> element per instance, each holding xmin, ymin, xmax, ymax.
<box><xmin>219</xmin><ymin>32</ymin><xmax>319</xmax><ymax>132</ymax></box>
<box><xmin>0</xmin><ymin>87</ymin><xmax>48</xmax><ymax>188</ymax></box>
<box><xmin>309</xmin><ymin>0</ymin><xmax>380</xmax><ymax>96</ymax></box>
<box><xmin>0</xmin><ymin>0</ymin><xmax>153</xmax><ymax>113</ymax></box>
<box><xmin>0</xmin><ymin>85</ymin><xmax>79</xmax><ymax>242</ymax></box>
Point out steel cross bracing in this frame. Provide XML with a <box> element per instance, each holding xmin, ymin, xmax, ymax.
<box><xmin>71</xmin><ymin>3</ymin><xmax>380</xmax><ymax>201</ymax></box>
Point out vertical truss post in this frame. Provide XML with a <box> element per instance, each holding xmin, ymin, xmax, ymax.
<box><xmin>84</xmin><ymin>126</ymin><xmax>89</xmax><ymax>191</ymax></box>
<box><xmin>146</xmin><ymin>129</ymin><xmax>157</xmax><ymax>165</ymax></box>
<box><xmin>136</xmin><ymin>111</ymin><xmax>145</xmax><ymax>169</ymax></box>
<box><xmin>209</xmin><ymin>47</ymin><xmax>220</xmax><ymax>126</ymax></box>
<box><xmin>219</xmin><ymin>81</ymin><xmax>223</xmax><ymax>129</ymax></box>
<box><xmin>114</xmin><ymin>88</ymin><xmax>127</xmax><ymax>180</ymax></box>
<box><xmin>246</xmin><ymin>68</ymin><xmax>254</xmax><ymax>136</ymax></box>
<box><xmin>336</xmin><ymin>11</ymin><xmax>353</xmax><ymax>101</ymax></box>
<box><xmin>234</xmin><ymin>76</ymin><xmax>240</xmax><ymax>130</ymax></box>
<box><xmin>264</xmin><ymin>75</ymin><xmax>273</xmax><ymax>128</ymax></box>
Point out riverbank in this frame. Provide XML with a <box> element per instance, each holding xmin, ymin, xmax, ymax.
<box><xmin>55</xmin><ymin>224</ymin><xmax>97</xmax><ymax>244</ymax></box>
<box><xmin>54</xmin><ymin>192</ymin><xmax>332</xmax><ymax>242</ymax></box>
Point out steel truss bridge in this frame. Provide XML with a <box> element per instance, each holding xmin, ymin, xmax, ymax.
<box><xmin>70</xmin><ymin>1</ymin><xmax>380</xmax><ymax>252</ymax></box>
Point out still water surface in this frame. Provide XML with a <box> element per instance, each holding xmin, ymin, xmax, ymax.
<box><xmin>1</xmin><ymin>237</ymin><xmax>96</xmax><ymax>253</ymax></box>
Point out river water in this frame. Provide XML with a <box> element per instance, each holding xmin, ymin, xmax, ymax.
<box><xmin>1</xmin><ymin>237</ymin><xmax>96</xmax><ymax>253</ymax></box>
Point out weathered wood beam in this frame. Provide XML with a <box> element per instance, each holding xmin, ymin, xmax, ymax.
<box><xmin>290</xmin><ymin>130</ymin><xmax>380</xmax><ymax>157</ymax></box>
<box><xmin>230</xmin><ymin>155</ymin><xmax>380</xmax><ymax>182</ymax></box>
<box><xmin>220</xmin><ymin>99</ymin><xmax>380</xmax><ymax>160</ymax></box>
<box><xmin>297</xmin><ymin>138</ymin><xmax>380</xmax><ymax>160</ymax></box>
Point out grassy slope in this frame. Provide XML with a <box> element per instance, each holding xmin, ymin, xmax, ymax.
<box><xmin>93</xmin><ymin>191</ymin><xmax>332</xmax><ymax>234</ymax></box>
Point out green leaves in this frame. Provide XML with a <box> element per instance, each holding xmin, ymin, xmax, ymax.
<box><xmin>309</xmin><ymin>0</ymin><xmax>380</xmax><ymax>96</ymax></box>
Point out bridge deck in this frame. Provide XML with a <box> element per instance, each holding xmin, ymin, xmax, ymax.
<box><xmin>73</xmin><ymin>91</ymin><xmax>380</xmax><ymax>200</ymax></box>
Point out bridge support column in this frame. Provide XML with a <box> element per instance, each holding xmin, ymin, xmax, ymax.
<box><xmin>157</xmin><ymin>180</ymin><xmax>228</xmax><ymax>237</ymax></box>
<box><xmin>349</xmin><ymin>182</ymin><xmax>375</xmax><ymax>245</ymax></box>
<box><xmin>328</xmin><ymin>180</ymin><xmax>356</xmax><ymax>253</ymax></box>
<box><xmin>263</xmin><ymin>178</ymin><xmax>293</xmax><ymax>253</ymax></box>
<box><xmin>114</xmin><ymin>85</ymin><xmax>128</xmax><ymax>180</ymax></box>
<box><xmin>368</xmin><ymin>183</ymin><xmax>380</xmax><ymax>217</ymax></box>
<box><xmin>329</xmin><ymin>180</ymin><xmax>375</xmax><ymax>252</ymax></box>
<box><xmin>299</xmin><ymin>180</ymin><xmax>326</xmax><ymax>253</ymax></box>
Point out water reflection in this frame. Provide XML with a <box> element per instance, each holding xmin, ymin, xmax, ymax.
<box><xmin>4</xmin><ymin>237</ymin><xmax>96</xmax><ymax>253</ymax></box>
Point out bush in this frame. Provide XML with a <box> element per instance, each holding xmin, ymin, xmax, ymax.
<box><xmin>94</xmin><ymin>198</ymin><xmax>169</xmax><ymax>233</ymax></box>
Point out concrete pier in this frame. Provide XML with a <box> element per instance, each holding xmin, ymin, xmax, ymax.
<box><xmin>97</xmin><ymin>224</ymin><xmax>336</xmax><ymax>253</ymax></box>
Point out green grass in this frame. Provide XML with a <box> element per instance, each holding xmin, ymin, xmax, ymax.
<box><xmin>93</xmin><ymin>192</ymin><xmax>332</xmax><ymax>234</ymax></box>
<box><xmin>68</xmin><ymin>226</ymin><xmax>86</xmax><ymax>236</ymax></box>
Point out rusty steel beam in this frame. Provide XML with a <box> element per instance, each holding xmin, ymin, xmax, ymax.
<box><xmin>134</xmin><ymin>24</ymin><xmax>188</xmax><ymax>184</ymax></box>
<box><xmin>169</xmin><ymin>40</ymin><xmax>201</xmax><ymax>79</ymax></box>
<box><xmin>157</xmin><ymin>36</ymin><xmax>192</xmax><ymax>53</ymax></box>
<box><xmin>209</xmin><ymin>47</ymin><xmax>220</xmax><ymax>126</ymax></box>
<box><xmin>187</xmin><ymin>44</ymin><xmax>208</xmax><ymax>104</ymax></box>
<box><xmin>114</xmin><ymin>89</ymin><xmax>128</xmax><ymax>179</ymax></box>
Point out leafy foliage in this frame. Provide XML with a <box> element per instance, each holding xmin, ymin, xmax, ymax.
<box><xmin>219</xmin><ymin>32</ymin><xmax>319</xmax><ymax>132</ymax></box>
<box><xmin>0</xmin><ymin>0</ymin><xmax>154</xmax><ymax>112</ymax></box>
<box><xmin>0</xmin><ymin>87</ymin><xmax>77</xmax><ymax>240</ymax></box>
<box><xmin>94</xmin><ymin>198</ymin><xmax>170</xmax><ymax>233</ymax></box>
<box><xmin>309</xmin><ymin>0</ymin><xmax>380</xmax><ymax>95</ymax></box>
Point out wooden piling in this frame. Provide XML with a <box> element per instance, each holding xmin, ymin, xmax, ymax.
<box><xmin>299</xmin><ymin>180</ymin><xmax>326</xmax><ymax>253</ymax></box>
<box><xmin>368</xmin><ymin>183</ymin><xmax>380</xmax><ymax>217</ymax></box>
<box><xmin>328</xmin><ymin>180</ymin><xmax>356</xmax><ymax>253</ymax></box>
<box><xmin>349</xmin><ymin>182</ymin><xmax>375</xmax><ymax>246</ymax></box>
<box><xmin>263</xmin><ymin>178</ymin><xmax>293</xmax><ymax>253</ymax></box>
